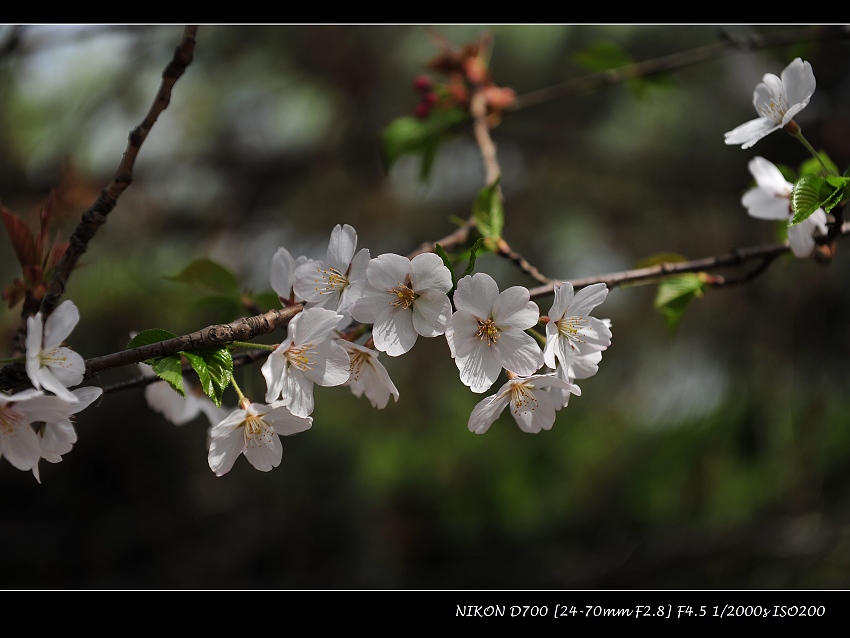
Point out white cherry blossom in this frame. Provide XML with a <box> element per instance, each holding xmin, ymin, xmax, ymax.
<box><xmin>742</xmin><ymin>156</ymin><xmax>827</xmax><ymax>258</ymax></box>
<box><xmin>25</xmin><ymin>300</ymin><xmax>86</xmax><ymax>403</ymax></box>
<box><xmin>293</xmin><ymin>224</ymin><xmax>370</xmax><ymax>318</ymax></box>
<box><xmin>445</xmin><ymin>273</ymin><xmax>544</xmax><ymax>393</ymax></box>
<box><xmin>30</xmin><ymin>386</ymin><xmax>102</xmax><ymax>483</ymax></box>
<box><xmin>339</xmin><ymin>340</ymin><xmax>399</xmax><ymax>409</ymax></box>
<box><xmin>350</xmin><ymin>252</ymin><xmax>452</xmax><ymax>357</ymax></box>
<box><xmin>262</xmin><ymin>307</ymin><xmax>350</xmax><ymax>417</ymax></box>
<box><xmin>724</xmin><ymin>58</ymin><xmax>816</xmax><ymax>149</ymax></box>
<box><xmin>270</xmin><ymin>246</ymin><xmax>309</xmax><ymax>304</ymax></box>
<box><xmin>468</xmin><ymin>373</ymin><xmax>580</xmax><ymax>434</ymax></box>
<box><xmin>207</xmin><ymin>401</ymin><xmax>312</xmax><ymax>476</ymax></box>
<box><xmin>544</xmin><ymin>282</ymin><xmax>612</xmax><ymax>372</ymax></box>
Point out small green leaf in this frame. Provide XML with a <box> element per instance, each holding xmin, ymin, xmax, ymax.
<box><xmin>790</xmin><ymin>175</ymin><xmax>829</xmax><ymax>225</ymax></box>
<box><xmin>434</xmin><ymin>243</ymin><xmax>457</xmax><ymax>299</ymax></box>
<box><xmin>184</xmin><ymin>347</ymin><xmax>233</xmax><ymax>407</ymax></box>
<box><xmin>164</xmin><ymin>258</ymin><xmax>239</xmax><ymax>294</ymax></box>
<box><xmin>634</xmin><ymin>252</ymin><xmax>687</xmax><ymax>269</ymax></box>
<box><xmin>799</xmin><ymin>152</ymin><xmax>838</xmax><ymax>177</ymax></box>
<box><xmin>473</xmin><ymin>178</ymin><xmax>503</xmax><ymax>244</ymax></box>
<box><xmin>380</xmin><ymin>108</ymin><xmax>468</xmax><ymax>181</ymax></box>
<box><xmin>654</xmin><ymin>274</ymin><xmax>706</xmax><ymax>336</ymax></box>
<box><xmin>126</xmin><ymin>328</ymin><xmax>178</xmax><ymax>350</ymax></box>
<box><xmin>149</xmin><ymin>354</ymin><xmax>186</xmax><ymax>397</ymax></box>
<box><xmin>462</xmin><ymin>237</ymin><xmax>485</xmax><ymax>278</ymax></box>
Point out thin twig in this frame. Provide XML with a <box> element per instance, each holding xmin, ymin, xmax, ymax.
<box><xmin>512</xmin><ymin>26</ymin><xmax>850</xmax><ymax>112</ymax></box>
<box><xmin>526</xmin><ymin>221</ymin><xmax>850</xmax><ymax>299</ymax></box>
<box><xmin>1</xmin><ymin>25</ymin><xmax>199</xmax><ymax>389</ymax></box>
<box><xmin>38</xmin><ymin>27</ymin><xmax>199</xmax><ymax>325</ymax></box>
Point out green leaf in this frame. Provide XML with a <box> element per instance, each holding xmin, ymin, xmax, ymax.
<box><xmin>654</xmin><ymin>274</ymin><xmax>706</xmax><ymax>336</ymax></box>
<box><xmin>789</xmin><ymin>174</ymin><xmax>848</xmax><ymax>225</ymax></box>
<box><xmin>790</xmin><ymin>175</ymin><xmax>828</xmax><ymax>225</ymax></box>
<box><xmin>379</xmin><ymin>108</ymin><xmax>468</xmax><ymax>181</ymax></box>
<box><xmin>164</xmin><ymin>258</ymin><xmax>239</xmax><ymax>294</ymax></box>
<box><xmin>634</xmin><ymin>252</ymin><xmax>687</xmax><ymax>269</ymax></box>
<box><xmin>149</xmin><ymin>354</ymin><xmax>186</xmax><ymax>397</ymax></box>
<box><xmin>184</xmin><ymin>347</ymin><xmax>233</xmax><ymax>407</ymax></box>
<box><xmin>126</xmin><ymin>328</ymin><xmax>178</xmax><ymax>350</ymax></box>
<box><xmin>462</xmin><ymin>237</ymin><xmax>485</xmax><ymax>278</ymax></box>
<box><xmin>473</xmin><ymin>178</ymin><xmax>503</xmax><ymax>245</ymax></box>
<box><xmin>799</xmin><ymin>152</ymin><xmax>838</xmax><ymax>177</ymax></box>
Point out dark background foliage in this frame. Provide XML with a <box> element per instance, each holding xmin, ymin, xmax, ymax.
<box><xmin>2</xmin><ymin>24</ymin><xmax>850</xmax><ymax>589</ymax></box>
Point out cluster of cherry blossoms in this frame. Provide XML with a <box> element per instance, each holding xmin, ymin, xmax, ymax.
<box><xmin>725</xmin><ymin>58</ymin><xmax>829</xmax><ymax>257</ymax></box>
<box><xmin>176</xmin><ymin>223</ymin><xmax>613</xmax><ymax>476</ymax></box>
<box><xmin>1</xmin><ymin>300</ymin><xmax>102</xmax><ymax>481</ymax></box>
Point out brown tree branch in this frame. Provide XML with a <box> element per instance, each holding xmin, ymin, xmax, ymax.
<box><xmin>512</xmin><ymin>25</ymin><xmax>850</xmax><ymax>112</ymax></box>
<box><xmin>83</xmin><ymin>305</ymin><xmax>302</xmax><ymax>378</ymax></box>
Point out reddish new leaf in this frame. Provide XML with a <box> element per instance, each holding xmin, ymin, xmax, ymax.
<box><xmin>1</xmin><ymin>206</ymin><xmax>38</xmax><ymax>269</ymax></box>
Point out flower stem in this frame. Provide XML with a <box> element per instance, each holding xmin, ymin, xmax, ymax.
<box><xmin>230</xmin><ymin>377</ymin><xmax>247</xmax><ymax>404</ymax></box>
<box><xmin>793</xmin><ymin>129</ymin><xmax>836</xmax><ymax>176</ymax></box>
<box><xmin>0</xmin><ymin>356</ymin><xmax>24</xmax><ymax>365</ymax></box>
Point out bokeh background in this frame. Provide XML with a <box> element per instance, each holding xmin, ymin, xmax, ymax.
<box><xmin>2</xmin><ymin>24</ymin><xmax>850</xmax><ymax>589</ymax></box>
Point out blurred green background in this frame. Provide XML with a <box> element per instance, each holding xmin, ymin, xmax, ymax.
<box><xmin>2</xmin><ymin>24</ymin><xmax>850</xmax><ymax>589</ymax></box>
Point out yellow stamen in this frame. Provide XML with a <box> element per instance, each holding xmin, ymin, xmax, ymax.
<box><xmin>476</xmin><ymin>318</ymin><xmax>500</xmax><ymax>346</ymax></box>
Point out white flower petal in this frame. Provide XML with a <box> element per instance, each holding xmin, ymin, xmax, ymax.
<box><xmin>243</xmin><ymin>430</ymin><xmax>283</xmax><ymax>472</ymax></box>
<box><xmin>492</xmin><ymin>287</ymin><xmax>539</xmax><ymax>329</ymax></box>
<box><xmin>468</xmin><ymin>393</ymin><xmax>510</xmax><ymax>434</ymax></box>
<box><xmin>326</xmin><ymin>224</ymin><xmax>357</xmax><ymax>272</ymax></box>
<box><xmin>453</xmin><ymin>273</ymin><xmax>499</xmax><ymax>318</ymax></box>
<box><xmin>266</xmin><ymin>405</ymin><xmax>313</xmax><ymax>436</ymax></box>
<box><xmin>366</xmin><ymin>253</ymin><xmax>411</xmax><ymax>292</ymax></box>
<box><xmin>724</xmin><ymin>117</ymin><xmax>778</xmax><ymax>149</ymax></box>
<box><xmin>454</xmin><ymin>341</ymin><xmax>503</xmax><ymax>393</ymax></box>
<box><xmin>372</xmin><ymin>305</ymin><xmax>418</xmax><ymax>357</ymax></box>
<box><xmin>349</xmin><ymin>288</ymin><xmax>392</xmax><ymax>324</ymax></box>
<box><xmin>43</xmin><ymin>300</ymin><xmax>79</xmax><ymax>349</ymax></box>
<box><xmin>281</xmin><ymin>368</ymin><xmax>315</xmax><ymax>417</ymax></box>
<box><xmin>568</xmin><ymin>283</ymin><xmax>609</xmax><ymax>317</ymax></box>
<box><xmin>742</xmin><ymin>187</ymin><xmax>791</xmax><ymax>220</ymax></box>
<box><xmin>262</xmin><ymin>350</ymin><xmax>287</xmax><ymax>403</ymax></box>
<box><xmin>781</xmin><ymin>58</ymin><xmax>816</xmax><ymax>112</ymax></box>
<box><xmin>511</xmin><ymin>387</ymin><xmax>557</xmax><ymax>434</ymax></box>
<box><xmin>302</xmin><ymin>340</ymin><xmax>351</xmax><ymax>387</ymax></box>
<box><xmin>498</xmin><ymin>329</ymin><xmax>544</xmax><ymax>377</ymax></box>
<box><xmin>39</xmin><ymin>419</ymin><xmax>76</xmax><ymax>460</ymax></box>
<box><xmin>411</xmin><ymin>291</ymin><xmax>451</xmax><ymax>337</ymax></box>
<box><xmin>208</xmin><ymin>412</ymin><xmax>246</xmax><ymax>476</ymax></box>
<box><xmin>270</xmin><ymin>247</ymin><xmax>297</xmax><ymax>300</ymax></box>
<box><xmin>410</xmin><ymin>252</ymin><xmax>452</xmax><ymax>293</ymax></box>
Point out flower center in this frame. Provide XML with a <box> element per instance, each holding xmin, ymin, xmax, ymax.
<box><xmin>348</xmin><ymin>349</ymin><xmax>370</xmax><ymax>381</ymax></box>
<box><xmin>476</xmin><ymin>318</ymin><xmax>500</xmax><ymax>346</ymax></box>
<box><xmin>285</xmin><ymin>343</ymin><xmax>316</xmax><ymax>371</ymax></box>
<box><xmin>556</xmin><ymin>316</ymin><xmax>586</xmax><ymax>346</ymax></box>
<box><xmin>508</xmin><ymin>382</ymin><xmax>538</xmax><ymax>415</ymax></box>
<box><xmin>390</xmin><ymin>283</ymin><xmax>417</xmax><ymax>309</ymax></box>
<box><xmin>757</xmin><ymin>95</ymin><xmax>788</xmax><ymax>124</ymax></box>
<box><xmin>313</xmin><ymin>267</ymin><xmax>349</xmax><ymax>296</ymax></box>
<box><xmin>243</xmin><ymin>414</ymin><xmax>274</xmax><ymax>448</ymax></box>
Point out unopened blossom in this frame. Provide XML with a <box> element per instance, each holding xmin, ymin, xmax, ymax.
<box><xmin>724</xmin><ymin>58</ymin><xmax>816</xmax><ymax>149</ymax></box>
<box><xmin>742</xmin><ymin>156</ymin><xmax>827</xmax><ymax>258</ymax></box>
<box><xmin>339</xmin><ymin>340</ymin><xmax>399</xmax><ymax>409</ymax></box>
<box><xmin>350</xmin><ymin>252</ymin><xmax>452</xmax><ymax>357</ymax></box>
<box><xmin>270</xmin><ymin>246</ymin><xmax>309</xmax><ymax>304</ymax></box>
<box><xmin>207</xmin><ymin>401</ymin><xmax>312</xmax><ymax>476</ymax></box>
<box><xmin>293</xmin><ymin>224</ymin><xmax>370</xmax><ymax>319</ymax></box>
<box><xmin>30</xmin><ymin>386</ymin><xmax>102</xmax><ymax>483</ymax></box>
<box><xmin>468</xmin><ymin>373</ymin><xmax>580</xmax><ymax>435</ymax></box>
<box><xmin>140</xmin><ymin>363</ymin><xmax>230</xmax><ymax>426</ymax></box>
<box><xmin>445</xmin><ymin>273</ymin><xmax>544</xmax><ymax>393</ymax></box>
<box><xmin>544</xmin><ymin>282</ymin><xmax>612</xmax><ymax>372</ymax></box>
<box><xmin>25</xmin><ymin>300</ymin><xmax>85</xmax><ymax>403</ymax></box>
<box><xmin>262</xmin><ymin>307</ymin><xmax>350</xmax><ymax>417</ymax></box>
